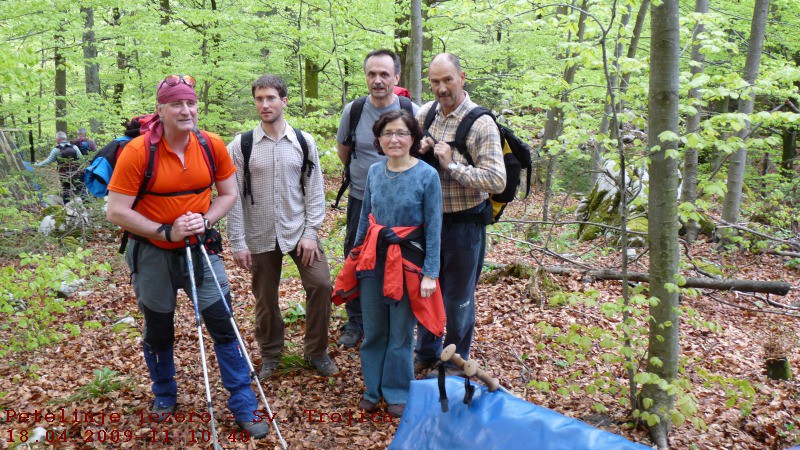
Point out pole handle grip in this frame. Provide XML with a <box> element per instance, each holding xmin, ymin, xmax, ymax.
<box><xmin>463</xmin><ymin>360</ymin><xmax>500</xmax><ymax>392</ymax></box>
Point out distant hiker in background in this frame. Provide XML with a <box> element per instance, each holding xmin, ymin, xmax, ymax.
<box><xmin>71</xmin><ymin>127</ymin><xmax>97</xmax><ymax>155</ymax></box>
<box><xmin>105</xmin><ymin>75</ymin><xmax>269</xmax><ymax>439</ymax></box>
<box><xmin>227</xmin><ymin>74</ymin><xmax>338</xmax><ymax>380</ymax></box>
<box><xmin>35</xmin><ymin>131</ymin><xmax>84</xmax><ymax>204</ymax></box>
<box><xmin>334</xmin><ymin>49</ymin><xmax>420</xmax><ymax>349</ymax></box>
<box><xmin>84</xmin><ymin>116</ymin><xmax>145</xmax><ymax>198</ymax></box>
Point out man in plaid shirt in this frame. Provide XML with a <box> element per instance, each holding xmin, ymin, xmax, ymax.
<box><xmin>414</xmin><ymin>53</ymin><xmax>506</xmax><ymax>375</ymax></box>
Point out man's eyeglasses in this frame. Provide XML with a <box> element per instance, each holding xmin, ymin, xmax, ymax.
<box><xmin>161</xmin><ymin>74</ymin><xmax>196</xmax><ymax>88</ymax></box>
<box><xmin>379</xmin><ymin>130</ymin><xmax>412</xmax><ymax>139</ymax></box>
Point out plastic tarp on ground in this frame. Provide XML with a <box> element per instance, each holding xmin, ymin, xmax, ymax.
<box><xmin>390</xmin><ymin>377</ymin><xmax>652</xmax><ymax>450</ymax></box>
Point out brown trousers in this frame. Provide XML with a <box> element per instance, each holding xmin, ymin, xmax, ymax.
<box><xmin>251</xmin><ymin>244</ymin><xmax>332</xmax><ymax>359</ymax></box>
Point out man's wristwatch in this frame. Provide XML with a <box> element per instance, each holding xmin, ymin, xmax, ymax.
<box><xmin>203</xmin><ymin>217</ymin><xmax>212</xmax><ymax>230</ymax></box>
<box><xmin>157</xmin><ymin>224</ymin><xmax>173</xmax><ymax>242</ymax></box>
<box><xmin>447</xmin><ymin>162</ymin><xmax>459</xmax><ymax>172</ymax></box>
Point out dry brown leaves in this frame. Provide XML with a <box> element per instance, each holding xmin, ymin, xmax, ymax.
<box><xmin>1</xmin><ymin>192</ymin><xmax>799</xmax><ymax>449</ymax></box>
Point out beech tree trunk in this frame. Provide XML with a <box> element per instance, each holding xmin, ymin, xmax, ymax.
<box><xmin>643</xmin><ymin>0</ymin><xmax>681</xmax><ymax>446</ymax></box>
<box><xmin>54</xmin><ymin>35</ymin><xmax>67</xmax><ymax>134</ymax></box>
<box><xmin>80</xmin><ymin>7</ymin><xmax>100</xmax><ymax>133</ymax></box>
<box><xmin>540</xmin><ymin>0</ymin><xmax>588</xmax><ymax>221</ymax></box>
<box><xmin>407</xmin><ymin>0</ymin><xmax>423</xmax><ymax>104</ymax></box>
<box><xmin>680</xmin><ymin>0</ymin><xmax>709</xmax><ymax>243</ymax></box>
<box><xmin>720</xmin><ymin>0</ymin><xmax>771</xmax><ymax>233</ymax></box>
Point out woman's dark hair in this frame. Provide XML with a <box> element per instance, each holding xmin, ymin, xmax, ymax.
<box><xmin>372</xmin><ymin>109</ymin><xmax>422</xmax><ymax>156</ymax></box>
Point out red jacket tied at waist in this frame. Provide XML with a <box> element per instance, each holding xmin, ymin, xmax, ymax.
<box><xmin>332</xmin><ymin>214</ymin><xmax>445</xmax><ymax>336</ymax></box>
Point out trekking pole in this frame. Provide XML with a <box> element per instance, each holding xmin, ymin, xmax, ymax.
<box><xmin>194</xmin><ymin>234</ymin><xmax>288</xmax><ymax>450</ymax></box>
<box><xmin>184</xmin><ymin>238</ymin><xmax>223</xmax><ymax>450</ymax></box>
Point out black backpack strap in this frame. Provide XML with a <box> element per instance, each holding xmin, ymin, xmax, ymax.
<box><xmin>193</xmin><ymin>128</ymin><xmax>217</xmax><ymax>176</ymax></box>
<box><xmin>423</xmin><ymin>101</ymin><xmax>438</xmax><ymax>133</ymax></box>
<box><xmin>240</xmin><ymin>130</ymin><xmax>254</xmax><ymax>205</ymax></box>
<box><xmin>294</xmin><ymin>128</ymin><xmax>314</xmax><ymax>197</ymax></box>
<box><xmin>399</xmin><ymin>96</ymin><xmax>413</xmax><ymax>115</ymax></box>
<box><xmin>419</xmin><ymin>102</ymin><xmax>441</xmax><ymax>168</ymax></box>
<box><xmin>333</xmin><ymin>96</ymin><xmax>368</xmax><ymax>209</ymax></box>
<box><xmin>120</xmin><ymin>135</ymin><xmax>158</xmax><ymax>254</ymax></box>
<box><xmin>449</xmin><ymin>106</ymin><xmax>494</xmax><ymax>167</ymax></box>
<box><xmin>345</xmin><ymin>96</ymin><xmax>368</xmax><ymax>152</ymax></box>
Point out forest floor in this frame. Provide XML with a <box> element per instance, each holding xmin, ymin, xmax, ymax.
<box><xmin>1</xmin><ymin>190</ymin><xmax>799</xmax><ymax>450</ymax></box>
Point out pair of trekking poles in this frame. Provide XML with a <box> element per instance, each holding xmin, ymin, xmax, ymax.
<box><xmin>183</xmin><ymin>235</ymin><xmax>287</xmax><ymax>450</ymax></box>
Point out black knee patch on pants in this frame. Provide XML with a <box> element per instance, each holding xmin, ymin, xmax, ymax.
<box><xmin>202</xmin><ymin>294</ymin><xmax>235</xmax><ymax>344</ymax></box>
<box><xmin>141</xmin><ymin>304</ymin><xmax>175</xmax><ymax>351</ymax></box>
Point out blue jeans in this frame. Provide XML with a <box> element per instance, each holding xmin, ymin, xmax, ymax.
<box><xmin>359</xmin><ymin>276</ymin><xmax>415</xmax><ymax>405</ymax></box>
<box><xmin>415</xmin><ymin>219</ymin><xmax>485</xmax><ymax>364</ymax></box>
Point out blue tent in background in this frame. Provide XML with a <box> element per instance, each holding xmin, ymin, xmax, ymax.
<box><xmin>390</xmin><ymin>377</ymin><xmax>652</xmax><ymax>450</ymax></box>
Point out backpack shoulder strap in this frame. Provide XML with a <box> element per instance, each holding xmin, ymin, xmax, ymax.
<box><xmin>194</xmin><ymin>128</ymin><xmax>217</xmax><ymax>178</ymax></box>
<box><xmin>422</xmin><ymin>101</ymin><xmax>438</xmax><ymax>132</ymax></box>
<box><xmin>449</xmin><ymin>106</ymin><xmax>494</xmax><ymax>167</ymax></box>
<box><xmin>399</xmin><ymin>96</ymin><xmax>413</xmax><ymax>115</ymax></box>
<box><xmin>240</xmin><ymin>130</ymin><xmax>255</xmax><ymax>205</ymax></box>
<box><xmin>131</xmin><ymin>133</ymin><xmax>158</xmax><ymax>212</ymax></box>
<box><xmin>346</xmin><ymin>96</ymin><xmax>368</xmax><ymax>150</ymax></box>
<box><xmin>294</xmin><ymin>128</ymin><xmax>314</xmax><ymax>196</ymax></box>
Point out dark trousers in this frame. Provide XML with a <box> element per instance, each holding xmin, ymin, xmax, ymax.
<box><xmin>415</xmin><ymin>219</ymin><xmax>486</xmax><ymax>363</ymax></box>
<box><xmin>342</xmin><ymin>195</ymin><xmax>363</xmax><ymax>333</ymax></box>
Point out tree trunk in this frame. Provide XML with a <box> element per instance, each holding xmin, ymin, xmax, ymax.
<box><xmin>160</xmin><ymin>0</ymin><xmax>171</xmax><ymax>59</ymax></box>
<box><xmin>112</xmin><ymin>7</ymin><xmax>126</xmax><ymax>116</ymax></box>
<box><xmin>396</xmin><ymin>0</ymin><xmax>410</xmax><ymax>89</ymax></box>
<box><xmin>618</xmin><ymin>0</ymin><xmax>650</xmax><ymax>98</ymax></box>
<box><xmin>80</xmin><ymin>7</ymin><xmax>100</xmax><ymax>133</ymax></box>
<box><xmin>781</xmin><ymin>125</ymin><xmax>796</xmax><ymax>180</ymax></box>
<box><xmin>540</xmin><ymin>0</ymin><xmax>588</xmax><ymax>221</ymax></box>
<box><xmin>304</xmin><ymin>58</ymin><xmax>319</xmax><ymax>113</ymax></box>
<box><xmin>720</xmin><ymin>0</ymin><xmax>771</xmax><ymax>235</ymax></box>
<box><xmin>407</xmin><ymin>0</ymin><xmax>423</xmax><ymax>104</ymax></box>
<box><xmin>54</xmin><ymin>37</ymin><xmax>67</xmax><ymax>134</ymax></box>
<box><xmin>592</xmin><ymin>3</ymin><xmax>632</xmax><ymax>186</ymax></box>
<box><xmin>680</xmin><ymin>0</ymin><xmax>709</xmax><ymax>243</ymax></box>
<box><xmin>643</xmin><ymin>0</ymin><xmax>681</xmax><ymax>446</ymax></box>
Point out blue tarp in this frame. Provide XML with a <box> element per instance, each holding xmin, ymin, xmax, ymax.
<box><xmin>390</xmin><ymin>377</ymin><xmax>651</xmax><ymax>450</ymax></box>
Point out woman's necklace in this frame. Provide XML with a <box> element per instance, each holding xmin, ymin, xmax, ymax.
<box><xmin>384</xmin><ymin>159</ymin><xmax>412</xmax><ymax>179</ymax></box>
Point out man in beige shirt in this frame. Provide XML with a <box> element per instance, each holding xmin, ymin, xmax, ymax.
<box><xmin>227</xmin><ymin>74</ymin><xmax>337</xmax><ymax>379</ymax></box>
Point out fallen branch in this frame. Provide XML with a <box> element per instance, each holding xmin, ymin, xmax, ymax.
<box><xmin>542</xmin><ymin>266</ymin><xmax>791</xmax><ymax>296</ymax></box>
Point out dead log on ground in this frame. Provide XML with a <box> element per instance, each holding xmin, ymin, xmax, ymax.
<box><xmin>543</xmin><ymin>266</ymin><xmax>791</xmax><ymax>296</ymax></box>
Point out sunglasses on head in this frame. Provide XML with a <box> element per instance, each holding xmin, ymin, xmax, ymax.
<box><xmin>161</xmin><ymin>74</ymin><xmax>196</xmax><ymax>88</ymax></box>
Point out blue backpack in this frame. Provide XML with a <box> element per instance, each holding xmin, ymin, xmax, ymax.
<box><xmin>84</xmin><ymin>136</ymin><xmax>133</xmax><ymax>197</ymax></box>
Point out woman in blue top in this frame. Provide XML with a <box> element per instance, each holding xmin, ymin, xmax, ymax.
<box><xmin>353</xmin><ymin>109</ymin><xmax>442</xmax><ymax>418</ymax></box>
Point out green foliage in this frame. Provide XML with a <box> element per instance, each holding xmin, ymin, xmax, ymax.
<box><xmin>0</xmin><ymin>248</ymin><xmax>108</xmax><ymax>358</ymax></box>
<box><xmin>283</xmin><ymin>301</ymin><xmax>306</xmax><ymax>324</ymax></box>
<box><xmin>527</xmin><ymin>284</ymin><xmax>720</xmax><ymax>432</ymax></box>
<box><xmin>62</xmin><ymin>368</ymin><xmax>132</xmax><ymax>403</ymax></box>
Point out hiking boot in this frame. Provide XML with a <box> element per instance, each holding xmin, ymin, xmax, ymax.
<box><xmin>387</xmin><ymin>403</ymin><xmax>406</xmax><ymax>418</ymax></box>
<box><xmin>148</xmin><ymin>403</ymin><xmax>176</xmax><ymax>423</ymax></box>
<box><xmin>339</xmin><ymin>328</ymin><xmax>363</xmax><ymax>348</ymax></box>
<box><xmin>413</xmin><ymin>357</ymin><xmax>435</xmax><ymax>375</ymax></box>
<box><xmin>305</xmin><ymin>354</ymin><xmax>340</xmax><ymax>376</ymax></box>
<box><xmin>236</xmin><ymin>420</ymin><xmax>269</xmax><ymax>439</ymax></box>
<box><xmin>258</xmin><ymin>358</ymin><xmax>280</xmax><ymax>380</ymax></box>
<box><xmin>358</xmin><ymin>398</ymin><xmax>377</xmax><ymax>413</ymax></box>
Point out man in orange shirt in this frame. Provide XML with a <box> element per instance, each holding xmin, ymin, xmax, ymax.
<box><xmin>107</xmin><ymin>75</ymin><xmax>268</xmax><ymax>439</ymax></box>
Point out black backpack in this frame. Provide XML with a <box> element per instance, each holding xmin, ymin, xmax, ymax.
<box><xmin>239</xmin><ymin>128</ymin><xmax>314</xmax><ymax>205</ymax></box>
<box><xmin>333</xmin><ymin>95</ymin><xmax>414</xmax><ymax>208</ymax></box>
<box><xmin>423</xmin><ymin>102</ymin><xmax>533</xmax><ymax>222</ymax></box>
